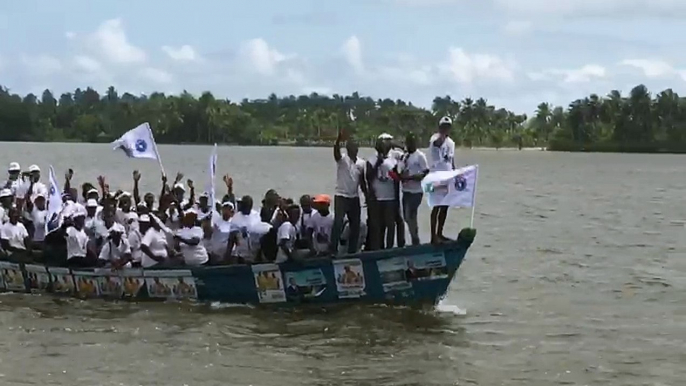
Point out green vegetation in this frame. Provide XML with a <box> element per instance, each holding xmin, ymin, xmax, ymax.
<box><xmin>0</xmin><ymin>84</ymin><xmax>683</xmax><ymax>152</ymax></box>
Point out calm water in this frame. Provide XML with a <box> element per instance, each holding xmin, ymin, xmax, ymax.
<box><xmin>0</xmin><ymin>143</ymin><xmax>684</xmax><ymax>386</ymax></box>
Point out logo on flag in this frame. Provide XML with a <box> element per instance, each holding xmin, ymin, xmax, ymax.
<box><xmin>135</xmin><ymin>139</ymin><xmax>148</xmax><ymax>153</ymax></box>
<box><xmin>454</xmin><ymin>175</ymin><xmax>467</xmax><ymax>191</ymax></box>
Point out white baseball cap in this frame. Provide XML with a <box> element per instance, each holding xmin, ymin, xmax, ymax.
<box><xmin>173</xmin><ymin>183</ymin><xmax>186</xmax><ymax>192</ymax></box>
<box><xmin>439</xmin><ymin>116</ymin><xmax>453</xmax><ymax>126</ymax></box>
<box><xmin>0</xmin><ymin>189</ymin><xmax>12</xmax><ymax>198</ymax></box>
<box><xmin>108</xmin><ymin>223</ymin><xmax>126</xmax><ymax>234</ymax></box>
<box><xmin>378</xmin><ymin>133</ymin><xmax>393</xmax><ymax>140</ymax></box>
<box><xmin>86</xmin><ymin>199</ymin><xmax>99</xmax><ymax>208</ymax></box>
<box><xmin>139</xmin><ymin>214</ymin><xmax>151</xmax><ymax>223</ymax></box>
<box><xmin>8</xmin><ymin>162</ymin><xmax>20</xmax><ymax>172</ymax></box>
<box><xmin>87</xmin><ymin>188</ymin><xmax>99</xmax><ymax>195</ymax></box>
<box><xmin>28</xmin><ymin>164</ymin><xmax>40</xmax><ymax>173</ymax></box>
<box><xmin>221</xmin><ymin>201</ymin><xmax>235</xmax><ymax>209</ymax></box>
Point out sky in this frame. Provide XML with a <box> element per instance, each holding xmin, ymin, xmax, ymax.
<box><xmin>1</xmin><ymin>0</ymin><xmax>686</xmax><ymax>115</ymax></box>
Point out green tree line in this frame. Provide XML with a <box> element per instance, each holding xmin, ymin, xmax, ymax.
<box><xmin>0</xmin><ymin>84</ymin><xmax>684</xmax><ymax>152</ymax></box>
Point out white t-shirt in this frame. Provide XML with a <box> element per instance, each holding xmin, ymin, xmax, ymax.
<box><xmin>400</xmin><ymin>150</ymin><xmax>429</xmax><ymax>193</ymax></box>
<box><xmin>1</xmin><ymin>222</ymin><xmax>29</xmax><ymax>250</ymax></box>
<box><xmin>368</xmin><ymin>154</ymin><xmax>397</xmax><ymax>201</ymax></box>
<box><xmin>429</xmin><ymin>133</ymin><xmax>456</xmax><ymax>172</ymax></box>
<box><xmin>297</xmin><ymin>209</ymin><xmax>317</xmax><ymax>240</ymax></box>
<box><xmin>175</xmin><ymin>226</ymin><xmax>209</xmax><ymax>266</ymax></box>
<box><xmin>335</xmin><ymin>154</ymin><xmax>366</xmax><ymax>198</ymax></box>
<box><xmin>307</xmin><ymin>211</ymin><xmax>334</xmax><ymax>253</ymax></box>
<box><xmin>115</xmin><ymin>209</ymin><xmax>137</xmax><ymax>231</ymax></box>
<box><xmin>210</xmin><ymin>217</ymin><xmax>234</xmax><ymax>257</ymax></box>
<box><xmin>99</xmin><ymin>238</ymin><xmax>132</xmax><ymax>263</ymax></box>
<box><xmin>66</xmin><ymin>226</ymin><xmax>89</xmax><ymax>260</ymax></box>
<box><xmin>31</xmin><ymin>182</ymin><xmax>48</xmax><ymax>200</ymax></box>
<box><xmin>141</xmin><ymin>228</ymin><xmax>168</xmax><ymax>268</ymax></box>
<box><xmin>230</xmin><ymin>210</ymin><xmax>270</xmax><ymax>261</ymax></box>
<box><xmin>25</xmin><ymin>207</ymin><xmax>47</xmax><ymax>242</ymax></box>
<box><xmin>275</xmin><ymin>221</ymin><xmax>297</xmax><ymax>263</ymax></box>
<box><xmin>128</xmin><ymin>228</ymin><xmax>143</xmax><ymax>264</ymax></box>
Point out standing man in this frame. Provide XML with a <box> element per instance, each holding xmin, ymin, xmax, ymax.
<box><xmin>399</xmin><ymin>133</ymin><xmax>429</xmax><ymax>245</ymax></box>
<box><xmin>378</xmin><ymin>133</ymin><xmax>406</xmax><ymax>248</ymax></box>
<box><xmin>429</xmin><ymin>117</ymin><xmax>456</xmax><ymax>243</ymax></box>
<box><xmin>330</xmin><ymin>128</ymin><xmax>366</xmax><ymax>254</ymax></box>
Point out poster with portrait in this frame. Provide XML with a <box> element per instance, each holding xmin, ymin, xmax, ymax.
<box><xmin>376</xmin><ymin>257</ymin><xmax>412</xmax><ymax>293</ymax></box>
<box><xmin>252</xmin><ymin>264</ymin><xmax>286</xmax><ymax>303</ymax></box>
<box><xmin>47</xmin><ymin>267</ymin><xmax>75</xmax><ymax>294</ymax></box>
<box><xmin>24</xmin><ymin>264</ymin><xmax>50</xmax><ymax>292</ymax></box>
<box><xmin>94</xmin><ymin>269</ymin><xmax>123</xmax><ymax>298</ymax></box>
<box><xmin>144</xmin><ymin>270</ymin><xmax>197</xmax><ymax>300</ymax></box>
<box><xmin>73</xmin><ymin>270</ymin><xmax>101</xmax><ymax>297</ymax></box>
<box><xmin>120</xmin><ymin>269</ymin><xmax>145</xmax><ymax>298</ymax></box>
<box><xmin>333</xmin><ymin>259</ymin><xmax>366</xmax><ymax>298</ymax></box>
<box><xmin>0</xmin><ymin>261</ymin><xmax>25</xmax><ymax>291</ymax></box>
<box><xmin>283</xmin><ymin>269</ymin><xmax>327</xmax><ymax>302</ymax></box>
<box><xmin>405</xmin><ymin>253</ymin><xmax>448</xmax><ymax>281</ymax></box>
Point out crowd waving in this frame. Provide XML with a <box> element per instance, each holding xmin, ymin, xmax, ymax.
<box><xmin>0</xmin><ymin>117</ymin><xmax>457</xmax><ymax>269</ymax></box>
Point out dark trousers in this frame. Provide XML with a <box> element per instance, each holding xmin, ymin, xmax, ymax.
<box><xmin>402</xmin><ymin>192</ymin><xmax>423</xmax><ymax>245</ymax></box>
<box><xmin>368</xmin><ymin>200</ymin><xmax>398</xmax><ymax>250</ymax></box>
<box><xmin>330</xmin><ymin>196</ymin><xmax>361</xmax><ymax>254</ymax></box>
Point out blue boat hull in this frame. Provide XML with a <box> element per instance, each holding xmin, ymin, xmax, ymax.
<box><xmin>0</xmin><ymin>229</ymin><xmax>475</xmax><ymax>307</ymax></box>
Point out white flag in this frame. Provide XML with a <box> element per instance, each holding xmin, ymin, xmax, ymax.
<box><xmin>112</xmin><ymin>122</ymin><xmax>160</xmax><ymax>160</ymax></box>
<box><xmin>45</xmin><ymin>165</ymin><xmax>63</xmax><ymax>234</ymax></box>
<box><xmin>422</xmin><ymin>165</ymin><xmax>478</xmax><ymax>208</ymax></box>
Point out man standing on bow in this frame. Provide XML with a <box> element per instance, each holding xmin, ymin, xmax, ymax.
<box><xmin>429</xmin><ymin>117</ymin><xmax>456</xmax><ymax>243</ymax></box>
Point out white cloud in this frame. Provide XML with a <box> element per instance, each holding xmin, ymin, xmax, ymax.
<box><xmin>342</xmin><ymin>36</ymin><xmax>364</xmax><ymax>73</ymax></box>
<box><xmin>65</xmin><ymin>31</ymin><xmax>76</xmax><ymax>40</ymax></box>
<box><xmin>502</xmin><ymin>20</ymin><xmax>532</xmax><ymax>36</ymax></box>
<box><xmin>239</xmin><ymin>38</ymin><xmax>289</xmax><ymax>76</ymax></box>
<box><xmin>73</xmin><ymin>55</ymin><xmax>102</xmax><ymax>73</ymax></box>
<box><xmin>162</xmin><ymin>45</ymin><xmax>200</xmax><ymax>62</ymax></box>
<box><xmin>528</xmin><ymin>64</ymin><xmax>606</xmax><ymax>83</ymax></box>
<box><xmin>88</xmin><ymin>19</ymin><xmax>146</xmax><ymax>65</ymax></box>
<box><xmin>439</xmin><ymin>48</ymin><xmax>515</xmax><ymax>84</ymax></box>
<box><xmin>619</xmin><ymin>59</ymin><xmax>681</xmax><ymax>78</ymax></box>
<box><xmin>139</xmin><ymin>67</ymin><xmax>173</xmax><ymax>84</ymax></box>
<box><xmin>493</xmin><ymin>0</ymin><xmax>686</xmax><ymax>17</ymax></box>
<box><xmin>21</xmin><ymin>54</ymin><xmax>62</xmax><ymax>76</ymax></box>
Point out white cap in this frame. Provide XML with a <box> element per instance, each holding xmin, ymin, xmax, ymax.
<box><xmin>139</xmin><ymin>214</ymin><xmax>151</xmax><ymax>223</ymax></box>
<box><xmin>28</xmin><ymin>164</ymin><xmax>40</xmax><ymax>173</ymax></box>
<box><xmin>221</xmin><ymin>201</ymin><xmax>235</xmax><ymax>209</ymax></box>
<box><xmin>108</xmin><ymin>223</ymin><xmax>126</xmax><ymax>234</ymax></box>
<box><xmin>439</xmin><ymin>116</ymin><xmax>453</xmax><ymax>126</ymax></box>
<box><xmin>34</xmin><ymin>192</ymin><xmax>46</xmax><ymax>199</ymax></box>
<box><xmin>86</xmin><ymin>199</ymin><xmax>99</xmax><ymax>208</ymax></box>
<box><xmin>200</xmin><ymin>191</ymin><xmax>209</xmax><ymax>198</ymax></box>
<box><xmin>87</xmin><ymin>188</ymin><xmax>99</xmax><ymax>195</ymax></box>
<box><xmin>119</xmin><ymin>191</ymin><xmax>132</xmax><ymax>198</ymax></box>
<box><xmin>184</xmin><ymin>208</ymin><xmax>198</xmax><ymax>216</ymax></box>
<box><xmin>378</xmin><ymin>133</ymin><xmax>393</xmax><ymax>140</ymax></box>
<box><xmin>8</xmin><ymin>162</ymin><xmax>20</xmax><ymax>172</ymax></box>
<box><xmin>173</xmin><ymin>183</ymin><xmax>186</xmax><ymax>192</ymax></box>
<box><xmin>0</xmin><ymin>189</ymin><xmax>12</xmax><ymax>198</ymax></box>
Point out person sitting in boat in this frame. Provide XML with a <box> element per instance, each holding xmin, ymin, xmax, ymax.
<box><xmin>98</xmin><ymin>222</ymin><xmax>132</xmax><ymax>269</ymax></box>
<box><xmin>306</xmin><ymin>194</ymin><xmax>334</xmax><ymax>256</ymax></box>
<box><xmin>64</xmin><ymin>209</ymin><xmax>98</xmax><ymax>268</ymax></box>
<box><xmin>85</xmin><ymin>199</ymin><xmax>107</xmax><ymax>253</ymax></box>
<box><xmin>174</xmin><ymin>209</ymin><xmax>209</xmax><ymax>266</ymax></box>
<box><xmin>22</xmin><ymin>186</ymin><xmax>47</xmax><ymax>251</ymax></box>
<box><xmin>27</xmin><ymin>165</ymin><xmax>48</xmax><ymax>201</ymax></box>
<box><xmin>0</xmin><ymin>188</ymin><xmax>14</xmax><ymax>223</ymax></box>
<box><xmin>140</xmin><ymin>213</ymin><xmax>174</xmax><ymax>268</ymax></box>
<box><xmin>128</xmin><ymin>214</ymin><xmax>146</xmax><ymax>268</ymax></box>
<box><xmin>114</xmin><ymin>191</ymin><xmax>137</xmax><ymax>232</ymax></box>
<box><xmin>295</xmin><ymin>195</ymin><xmax>316</xmax><ymax>250</ymax></box>
<box><xmin>2</xmin><ymin>162</ymin><xmax>22</xmax><ymax>196</ymax></box>
<box><xmin>275</xmin><ymin>204</ymin><xmax>301</xmax><ymax>263</ymax></box>
<box><xmin>208</xmin><ymin>200</ymin><xmax>235</xmax><ymax>264</ymax></box>
<box><xmin>1</xmin><ymin>207</ymin><xmax>32</xmax><ymax>262</ymax></box>
<box><xmin>227</xmin><ymin>195</ymin><xmax>269</xmax><ymax>264</ymax></box>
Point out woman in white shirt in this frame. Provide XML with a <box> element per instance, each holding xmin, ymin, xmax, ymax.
<box><xmin>98</xmin><ymin>223</ymin><xmax>132</xmax><ymax>268</ymax></box>
<box><xmin>174</xmin><ymin>210</ymin><xmax>209</xmax><ymax>266</ymax></box>
<box><xmin>210</xmin><ymin>201</ymin><xmax>235</xmax><ymax>262</ymax></box>
<box><xmin>65</xmin><ymin>211</ymin><xmax>97</xmax><ymax>267</ymax></box>
<box><xmin>1</xmin><ymin>207</ymin><xmax>31</xmax><ymax>260</ymax></box>
<box><xmin>23</xmin><ymin>190</ymin><xmax>47</xmax><ymax>248</ymax></box>
<box><xmin>276</xmin><ymin>205</ymin><xmax>300</xmax><ymax>263</ymax></box>
<box><xmin>140</xmin><ymin>215</ymin><xmax>171</xmax><ymax>268</ymax></box>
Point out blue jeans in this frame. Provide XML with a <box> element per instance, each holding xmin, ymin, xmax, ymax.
<box><xmin>402</xmin><ymin>192</ymin><xmax>423</xmax><ymax>245</ymax></box>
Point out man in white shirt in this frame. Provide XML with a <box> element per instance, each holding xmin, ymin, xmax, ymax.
<box><xmin>2</xmin><ymin>162</ymin><xmax>22</xmax><ymax>196</ymax></box>
<box><xmin>429</xmin><ymin>116</ymin><xmax>456</xmax><ymax>243</ymax></box>
<box><xmin>27</xmin><ymin>165</ymin><xmax>48</xmax><ymax>200</ymax></box>
<box><xmin>366</xmin><ymin>138</ymin><xmax>399</xmax><ymax>250</ymax></box>
<box><xmin>379</xmin><ymin>133</ymin><xmax>406</xmax><ymax>248</ymax></box>
<box><xmin>330</xmin><ymin>129</ymin><xmax>366</xmax><ymax>254</ymax></box>
<box><xmin>399</xmin><ymin>133</ymin><xmax>430</xmax><ymax>245</ymax></box>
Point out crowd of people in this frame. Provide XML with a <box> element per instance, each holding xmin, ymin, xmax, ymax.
<box><xmin>0</xmin><ymin>117</ymin><xmax>457</xmax><ymax>269</ymax></box>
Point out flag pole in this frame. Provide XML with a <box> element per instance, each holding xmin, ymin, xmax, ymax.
<box><xmin>146</xmin><ymin>122</ymin><xmax>166</xmax><ymax>177</ymax></box>
<box><xmin>470</xmin><ymin>165</ymin><xmax>479</xmax><ymax>228</ymax></box>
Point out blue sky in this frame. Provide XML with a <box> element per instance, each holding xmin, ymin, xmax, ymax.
<box><xmin>1</xmin><ymin>0</ymin><xmax>686</xmax><ymax>114</ymax></box>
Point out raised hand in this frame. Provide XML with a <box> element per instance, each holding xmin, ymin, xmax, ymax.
<box><xmin>133</xmin><ymin>170</ymin><xmax>141</xmax><ymax>182</ymax></box>
<box><xmin>187</xmin><ymin>179</ymin><xmax>194</xmax><ymax>190</ymax></box>
<box><xmin>223</xmin><ymin>174</ymin><xmax>233</xmax><ymax>189</ymax></box>
<box><xmin>97</xmin><ymin>175</ymin><xmax>106</xmax><ymax>188</ymax></box>
<box><xmin>65</xmin><ymin>168</ymin><xmax>74</xmax><ymax>182</ymax></box>
<box><xmin>174</xmin><ymin>172</ymin><xmax>184</xmax><ymax>184</ymax></box>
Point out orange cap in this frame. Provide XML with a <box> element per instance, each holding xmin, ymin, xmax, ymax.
<box><xmin>312</xmin><ymin>194</ymin><xmax>331</xmax><ymax>205</ymax></box>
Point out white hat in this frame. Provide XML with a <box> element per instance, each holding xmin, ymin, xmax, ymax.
<box><xmin>439</xmin><ymin>116</ymin><xmax>453</xmax><ymax>126</ymax></box>
<box><xmin>184</xmin><ymin>208</ymin><xmax>198</xmax><ymax>216</ymax></box>
<box><xmin>0</xmin><ymin>189</ymin><xmax>12</xmax><ymax>198</ymax></box>
<box><xmin>8</xmin><ymin>162</ymin><xmax>20</xmax><ymax>172</ymax></box>
<box><xmin>173</xmin><ymin>183</ymin><xmax>186</xmax><ymax>192</ymax></box>
<box><xmin>86</xmin><ymin>199</ymin><xmax>99</xmax><ymax>208</ymax></box>
<box><xmin>378</xmin><ymin>133</ymin><xmax>393</xmax><ymax>140</ymax></box>
<box><xmin>108</xmin><ymin>223</ymin><xmax>126</xmax><ymax>233</ymax></box>
<box><xmin>28</xmin><ymin>164</ymin><xmax>40</xmax><ymax>173</ymax></box>
<box><xmin>34</xmin><ymin>192</ymin><xmax>46</xmax><ymax>199</ymax></box>
<box><xmin>87</xmin><ymin>188</ymin><xmax>99</xmax><ymax>195</ymax></box>
<box><xmin>221</xmin><ymin>201</ymin><xmax>235</xmax><ymax>209</ymax></box>
<box><xmin>200</xmin><ymin>191</ymin><xmax>209</xmax><ymax>198</ymax></box>
<box><xmin>119</xmin><ymin>191</ymin><xmax>132</xmax><ymax>198</ymax></box>
<box><xmin>139</xmin><ymin>214</ymin><xmax>151</xmax><ymax>223</ymax></box>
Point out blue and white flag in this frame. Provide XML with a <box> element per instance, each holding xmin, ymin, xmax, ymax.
<box><xmin>112</xmin><ymin>122</ymin><xmax>160</xmax><ymax>160</ymax></box>
<box><xmin>45</xmin><ymin>165</ymin><xmax>63</xmax><ymax>234</ymax></box>
<box><xmin>422</xmin><ymin>165</ymin><xmax>478</xmax><ymax>208</ymax></box>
